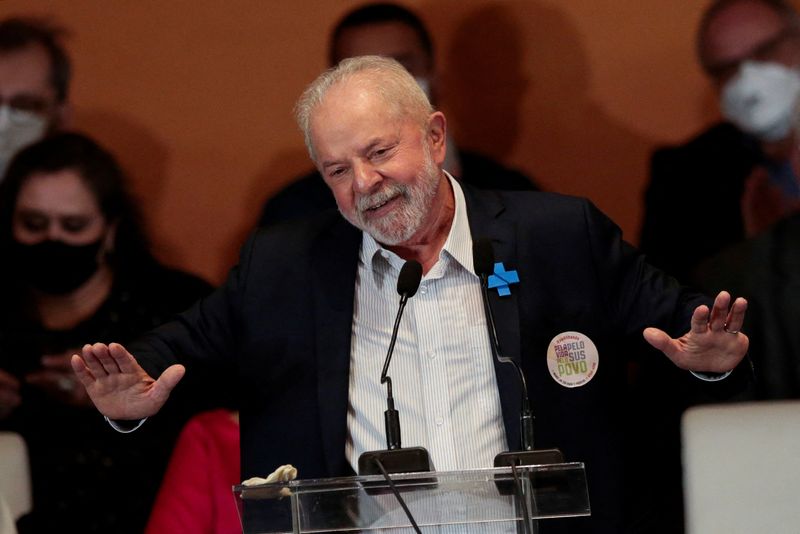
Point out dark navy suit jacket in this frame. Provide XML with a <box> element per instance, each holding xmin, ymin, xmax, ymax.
<box><xmin>133</xmin><ymin>186</ymin><xmax>722</xmax><ymax>533</ymax></box>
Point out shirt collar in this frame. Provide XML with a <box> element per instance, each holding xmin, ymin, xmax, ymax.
<box><xmin>360</xmin><ymin>172</ymin><xmax>475</xmax><ymax>277</ymax></box>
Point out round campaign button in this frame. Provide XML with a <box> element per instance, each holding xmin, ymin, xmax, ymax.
<box><xmin>546</xmin><ymin>331</ymin><xmax>599</xmax><ymax>388</ymax></box>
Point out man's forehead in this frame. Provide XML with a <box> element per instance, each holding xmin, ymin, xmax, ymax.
<box><xmin>703</xmin><ymin>0</ymin><xmax>788</xmax><ymax>63</ymax></box>
<box><xmin>313</xmin><ymin>92</ymin><xmax>392</xmax><ymax>143</ymax></box>
<box><xmin>0</xmin><ymin>43</ymin><xmax>55</xmax><ymax>97</ymax></box>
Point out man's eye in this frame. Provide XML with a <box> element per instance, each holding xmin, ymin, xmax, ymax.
<box><xmin>329</xmin><ymin>167</ymin><xmax>346</xmax><ymax>178</ymax></box>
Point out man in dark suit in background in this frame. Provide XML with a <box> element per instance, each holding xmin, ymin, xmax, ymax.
<box><xmin>72</xmin><ymin>57</ymin><xmax>749</xmax><ymax>533</ymax></box>
<box><xmin>259</xmin><ymin>2</ymin><xmax>537</xmax><ymax>227</ymax></box>
<box><xmin>640</xmin><ymin>0</ymin><xmax>800</xmax><ymax>282</ymax></box>
<box><xmin>692</xmin><ymin>78</ymin><xmax>800</xmax><ymax>401</ymax></box>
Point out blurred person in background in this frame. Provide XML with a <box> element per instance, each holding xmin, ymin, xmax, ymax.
<box><xmin>259</xmin><ymin>2</ymin><xmax>538</xmax><ymax>227</ymax></box>
<box><xmin>0</xmin><ymin>132</ymin><xmax>213</xmax><ymax>533</ymax></box>
<box><xmin>0</xmin><ymin>17</ymin><xmax>70</xmax><ymax>178</ymax></box>
<box><xmin>641</xmin><ymin>0</ymin><xmax>800</xmax><ymax>282</ymax></box>
<box><xmin>693</xmin><ymin>99</ymin><xmax>800</xmax><ymax>400</ymax></box>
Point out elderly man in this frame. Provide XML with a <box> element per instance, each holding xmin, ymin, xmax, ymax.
<box><xmin>73</xmin><ymin>57</ymin><xmax>748</xmax><ymax>533</ymax></box>
<box><xmin>641</xmin><ymin>0</ymin><xmax>800</xmax><ymax>282</ymax></box>
<box><xmin>0</xmin><ymin>17</ymin><xmax>69</xmax><ymax>177</ymax></box>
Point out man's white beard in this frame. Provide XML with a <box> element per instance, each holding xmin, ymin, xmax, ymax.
<box><xmin>342</xmin><ymin>149</ymin><xmax>440</xmax><ymax>246</ymax></box>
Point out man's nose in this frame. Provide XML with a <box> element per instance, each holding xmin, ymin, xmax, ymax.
<box><xmin>352</xmin><ymin>160</ymin><xmax>382</xmax><ymax>193</ymax></box>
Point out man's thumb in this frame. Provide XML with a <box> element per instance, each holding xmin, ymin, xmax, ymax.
<box><xmin>153</xmin><ymin>364</ymin><xmax>185</xmax><ymax>400</ymax></box>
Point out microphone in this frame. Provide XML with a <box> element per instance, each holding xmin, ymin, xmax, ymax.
<box><xmin>472</xmin><ymin>238</ymin><xmax>563</xmax><ymax>467</ymax></box>
<box><xmin>358</xmin><ymin>260</ymin><xmax>432</xmax><ymax>476</ymax></box>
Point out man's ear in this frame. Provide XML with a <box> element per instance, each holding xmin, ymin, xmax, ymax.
<box><xmin>427</xmin><ymin>111</ymin><xmax>447</xmax><ymax>165</ymax></box>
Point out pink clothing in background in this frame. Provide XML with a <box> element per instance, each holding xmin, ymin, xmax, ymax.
<box><xmin>145</xmin><ymin>409</ymin><xmax>240</xmax><ymax>534</ymax></box>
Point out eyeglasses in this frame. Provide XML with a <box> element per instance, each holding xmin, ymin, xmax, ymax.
<box><xmin>706</xmin><ymin>26</ymin><xmax>800</xmax><ymax>82</ymax></box>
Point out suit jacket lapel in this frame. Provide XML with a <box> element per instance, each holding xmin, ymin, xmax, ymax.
<box><xmin>463</xmin><ymin>186</ymin><xmax>524</xmax><ymax>451</ymax></box>
<box><xmin>311</xmin><ymin>216</ymin><xmax>361</xmax><ymax>476</ymax></box>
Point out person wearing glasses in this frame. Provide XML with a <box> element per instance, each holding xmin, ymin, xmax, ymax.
<box><xmin>0</xmin><ymin>17</ymin><xmax>70</xmax><ymax>179</ymax></box>
<box><xmin>641</xmin><ymin>0</ymin><xmax>800</xmax><ymax>282</ymax></box>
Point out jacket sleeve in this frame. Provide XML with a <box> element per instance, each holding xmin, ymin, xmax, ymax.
<box><xmin>128</xmin><ymin>232</ymin><xmax>260</xmax><ymax>399</ymax></box>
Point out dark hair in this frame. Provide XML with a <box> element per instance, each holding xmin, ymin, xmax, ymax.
<box><xmin>329</xmin><ymin>3</ymin><xmax>434</xmax><ymax>67</ymax></box>
<box><xmin>0</xmin><ymin>17</ymin><xmax>71</xmax><ymax>103</ymax></box>
<box><xmin>0</xmin><ymin>132</ymin><xmax>153</xmax><ymax>273</ymax></box>
<box><xmin>697</xmin><ymin>0</ymin><xmax>800</xmax><ymax>72</ymax></box>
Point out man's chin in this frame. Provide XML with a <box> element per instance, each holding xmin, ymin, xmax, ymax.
<box><xmin>340</xmin><ymin>209</ymin><xmax>417</xmax><ymax>245</ymax></box>
<box><xmin>363</xmin><ymin>221</ymin><xmax>417</xmax><ymax>246</ymax></box>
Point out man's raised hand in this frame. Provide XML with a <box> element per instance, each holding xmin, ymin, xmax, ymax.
<box><xmin>643</xmin><ymin>291</ymin><xmax>749</xmax><ymax>373</ymax></box>
<box><xmin>70</xmin><ymin>342</ymin><xmax>184</xmax><ymax>420</ymax></box>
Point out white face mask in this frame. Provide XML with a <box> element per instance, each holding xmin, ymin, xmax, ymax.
<box><xmin>0</xmin><ymin>104</ymin><xmax>48</xmax><ymax>180</ymax></box>
<box><xmin>721</xmin><ymin>60</ymin><xmax>800</xmax><ymax>142</ymax></box>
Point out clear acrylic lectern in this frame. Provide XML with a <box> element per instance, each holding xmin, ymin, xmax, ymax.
<box><xmin>233</xmin><ymin>462</ymin><xmax>590</xmax><ymax>533</ymax></box>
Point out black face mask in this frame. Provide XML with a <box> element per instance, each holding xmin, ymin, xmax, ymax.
<box><xmin>12</xmin><ymin>239</ymin><xmax>104</xmax><ymax>295</ymax></box>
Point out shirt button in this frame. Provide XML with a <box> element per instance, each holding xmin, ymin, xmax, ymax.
<box><xmin>435</xmin><ymin>416</ymin><xmax>444</xmax><ymax>426</ymax></box>
<box><xmin>428</xmin><ymin>350</ymin><xmax>437</xmax><ymax>360</ymax></box>
<box><xmin>419</xmin><ymin>285</ymin><xmax>427</xmax><ymax>295</ymax></box>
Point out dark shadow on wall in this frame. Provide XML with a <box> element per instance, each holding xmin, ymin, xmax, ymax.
<box><xmin>435</xmin><ymin>1</ymin><xmax>528</xmax><ymax>162</ymax></box>
<box><xmin>219</xmin><ymin>146</ymin><xmax>314</xmax><ymax>269</ymax></box>
<box><xmin>424</xmin><ymin>0</ymin><xmax>656</xmax><ymax>243</ymax></box>
<box><xmin>71</xmin><ymin>109</ymin><xmax>186</xmax><ymax>272</ymax></box>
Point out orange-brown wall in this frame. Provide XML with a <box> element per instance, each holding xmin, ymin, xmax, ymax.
<box><xmin>0</xmin><ymin>0</ymin><xmax>777</xmax><ymax>284</ymax></box>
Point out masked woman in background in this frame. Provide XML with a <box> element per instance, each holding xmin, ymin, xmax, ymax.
<box><xmin>0</xmin><ymin>132</ymin><xmax>214</xmax><ymax>534</ymax></box>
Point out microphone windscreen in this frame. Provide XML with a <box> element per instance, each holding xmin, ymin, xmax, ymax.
<box><xmin>397</xmin><ymin>260</ymin><xmax>423</xmax><ymax>298</ymax></box>
<box><xmin>472</xmin><ymin>238</ymin><xmax>495</xmax><ymax>277</ymax></box>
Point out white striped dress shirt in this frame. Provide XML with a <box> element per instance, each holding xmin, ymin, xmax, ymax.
<box><xmin>345</xmin><ymin>176</ymin><xmax>508</xmax><ymax>473</ymax></box>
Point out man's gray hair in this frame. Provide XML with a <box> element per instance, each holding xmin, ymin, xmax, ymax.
<box><xmin>295</xmin><ymin>55</ymin><xmax>434</xmax><ymax>162</ymax></box>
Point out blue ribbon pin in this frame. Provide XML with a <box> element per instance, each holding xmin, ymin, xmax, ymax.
<box><xmin>487</xmin><ymin>262</ymin><xmax>519</xmax><ymax>297</ymax></box>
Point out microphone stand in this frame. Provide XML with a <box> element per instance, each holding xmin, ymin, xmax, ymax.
<box><xmin>358</xmin><ymin>260</ymin><xmax>431</xmax><ymax>476</ymax></box>
<box><xmin>357</xmin><ymin>261</ymin><xmax>430</xmax><ymax>534</ymax></box>
<box><xmin>473</xmin><ymin>239</ymin><xmax>561</xmax><ymax>534</ymax></box>
<box><xmin>480</xmin><ymin>274</ymin><xmax>563</xmax><ymax>468</ymax></box>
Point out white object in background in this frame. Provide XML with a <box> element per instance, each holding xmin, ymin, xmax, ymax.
<box><xmin>0</xmin><ymin>494</ymin><xmax>18</xmax><ymax>534</ymax></box>
<box><xmin>683</xmin><ymin>401</ymin><xmax>800</xmax><ymax>534</ymax></box>
<box><xmin>0</xmin><ymin>432</ymin><xmax>31</xmax><ymax>522</ymax></box>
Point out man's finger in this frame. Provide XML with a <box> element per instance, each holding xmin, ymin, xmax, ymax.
<box><xmin>643</xmin><ymin>327</ymin><xmax>673</xmax><ymax>354</ymax></box>
<box><xmin>71</xmin><ymin>354</ymin><xmax>95</xmax><ymax>387</ymax></box>
<box><xmin>708</xmin><ymin>291</ymin><xmax>731</xmax><ymax>332</ymax></box>
<box><xmin>151</xmin><ymin>364</ymin><xmax>186</xmax><ymax>404</ymax></box>
<box><xmin>95</xmin><ymin>343</ymin><xmax>123</xmax><ymax>375</ymax></box>
<box><xmin>690</xmin><ymin>304</ymin><xmax>710</xmax><ymax>334</ymax></box>
<box><xmin>82</xmin><ymin>343</ymin><xmax>110</xmax><ymax>377</ymax></box>
<box><xmin>724</xmin><ymin>297</ymin><xmax>748</xmax><ymax>333</ymax></box>
<box><xmin>108</xmin><ymin>343</ymin><xmax>139</xmax><ymax>374</ymax></box>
